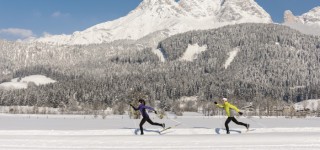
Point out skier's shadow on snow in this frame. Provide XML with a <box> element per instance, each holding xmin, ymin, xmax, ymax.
<box><xmin>122</xmin><ymin>127</ymin><xmax>136</xmax><ymax>129</ymax></box>
<box><xmin>215</xmin><ymin>128</ymin><xmax>241</xmax><ymax>134</ymax></box>
<box><xmin>123</xmin><ymin>127</ymin><xmax>172</xmax><ymax>135</ymax></box>
<box><xmin>134</xmin><ymin>128</ymin><xmax>160</xmax><ymax>135</ymax></box>
<box><xmin>193</xmin><ymin>127</ymin><xmax>211</xmax><ymax>129</ymax></box>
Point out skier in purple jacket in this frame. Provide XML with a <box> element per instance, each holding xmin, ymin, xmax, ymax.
<box><xmin>130</xmin><ymin>99</ymin><xmax>165</xmax><ymax>135</ymax></box>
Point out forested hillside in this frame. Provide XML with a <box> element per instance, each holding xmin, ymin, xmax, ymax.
<box><xmin>1</xmin><ymin>23</ymin><xmax>319</xmax><ymax>113</ymax></box>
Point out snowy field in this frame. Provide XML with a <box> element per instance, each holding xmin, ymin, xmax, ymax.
<box><xmin>0</xmin><ymin>75</ymin><xmax>56</xmax><ymax>90</ymax></box>
<box><xmin>0</xmin><ymin>114</ymin><xmax>320</xmax><ymax>149</ymax></box>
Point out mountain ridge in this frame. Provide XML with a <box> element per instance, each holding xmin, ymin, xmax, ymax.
<box><xmin>283</xmin><ymin>6</ymin><xmax>320</xmax><ymax>36</ymax></box>
<box><xmin>284</xmin><ymin>6</ymin><xmax>320</xmax><ymax>25</ymax></box>
<box><xmin>34</xmin><ymin>0</ymin><xmax>272</xmax><ymax>45</ymax></box>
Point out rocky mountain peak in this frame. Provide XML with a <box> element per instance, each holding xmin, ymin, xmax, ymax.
<box><xmin>284</xmin><ymin>10</ymin><xmax>301</xmax><ymax>23</ymax></box>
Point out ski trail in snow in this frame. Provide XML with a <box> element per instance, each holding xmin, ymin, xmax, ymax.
<box><xmin>224</xmin><ymin>47</ymin><xmax>240</xmax><ymax>69</ymax></box>
<box><xmin>180</xmin><ymin>44</ymin><xmax>207</xmax><ymax>61</ymax></box>
<box><xmin>0</xmin><ymin>133</ymin><xmax>319</xmax><ymax>149</ymax></box>
<box><xmin>152</xmin><ymin>48</ymin><xmax>166</xmax><ymax>62</ymax></box>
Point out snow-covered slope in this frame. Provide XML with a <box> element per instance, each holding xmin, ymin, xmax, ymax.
<box><xmin>224</xmin><ymin>47</ymin><xmax>240</xmax><ymax>69</ymax></box>
<box><xmin>299</xmin><ymin>6</ymin><xmax>320</xmax><ymax>26</ymax></box>
<box><xmin>179</xmin><ymin>44</ymin><xmax>207</xmax><ymax>61</ymax></box>
<box><xmin>216</xmin><ymin>0</ymin><xmax>272</xmax><ymax>23</ymax></box>
<box><xmin>35</xmin><ymin>0</ymin><xmax>272</xmax><ymax>45</ymax></box>
<box><xmin>0</xmin><ymin>75</ymin><xmax>56</xmax><ymax>90</ymax></box>
<box><xmin>295</xmin><ymin>99</ymin><xmax>320</xmax><ymax>111</ymax></box>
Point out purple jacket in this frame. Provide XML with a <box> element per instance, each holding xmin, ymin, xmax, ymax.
<box><xmin>132</xmin><ymin>104</ymin><xmax>155</xmax><ymax>118</ymax></box>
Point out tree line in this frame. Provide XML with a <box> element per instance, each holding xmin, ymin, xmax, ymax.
<box><xmin>0</xmin><ymin>23</ymin><xmax>320</xmax><ymax>115</ymax></box>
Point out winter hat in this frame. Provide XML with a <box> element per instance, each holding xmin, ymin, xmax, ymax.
<box><xmin>222</xmin><ymin>98</ymin><xmax>228</xmax><ymax>101</ymax></box>
<box><xmin>138</xmin><ymin>99</ymin><xmax>146</xmax><ymax>105</ymax></box>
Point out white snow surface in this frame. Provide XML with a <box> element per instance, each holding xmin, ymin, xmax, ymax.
<box><xmin>152</xmin><ymin>48</ymin><xmax>166</xmax><ymax>62</ymax></box>
<box><xmin>224</xmin><ymin>47</ymin><xmax>240</xmax><ymax>69</ymax></box>
<box><xmin>180</xmin><ymin>44</ymin><xmax>207</xmax><ymax>61</ymax></box>
<box><xmin>300</xmin><ymin>6</ymin><xmax>320</xmax><ymax>26</ymax></box>
<box><xmin>0</xmin><ymin>133</ymin><xmax>318</xmax><ymax>150</ymax></box>
<box><xmin>0</xmin><ymin>82</ymin><xmax>27</xmax><ymax>90</ymax></box>
<box><xmin>0</xmin><ymin>75</ymin><xmax>56</xmax><ymax>90</ymax></box>
<box><xmin>34</xmin><ymin>0</ymin><xmax>272</xmax><ymax>45</ymax></box>
<box><xmin>295</xmin><ymin>99</ymin><xmax>320</xmax><ymax>111</ymax></box>
<box><xmin>0</xmin><ymin>114</ymin><xmax>320</xmax><ymax>149</ymax></box>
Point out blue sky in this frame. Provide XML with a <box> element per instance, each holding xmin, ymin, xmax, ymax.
<box><xmin>0</xmin><ymin>0</ymin><xmax>319</xmax><ymax>40</ymax></box>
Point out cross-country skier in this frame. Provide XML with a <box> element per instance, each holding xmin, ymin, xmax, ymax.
<box><xmin>214</xmin><ymin>98</ymin><xmax>249</xmax><ymax>134</ymax></box>
<box><xmin>130</xmin><ymin>99</ymin><xmax>165</xmax><ymax>135</ymax></box>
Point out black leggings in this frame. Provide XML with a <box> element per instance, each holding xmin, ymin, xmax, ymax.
<box><xmin>140</xmin><ymin>117</ymin><xmax>162</xmax><ymax>134</ymax></box>
<box><xmin>225</xmin><ymin>117</ymin><xmax>247</xmax><ymax>133</ymax></box>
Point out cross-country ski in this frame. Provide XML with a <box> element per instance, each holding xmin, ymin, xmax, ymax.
<box><xmin>159</xmin><ymin>123</ymin><xmax>181</xmax><ymax>133</ymax></box>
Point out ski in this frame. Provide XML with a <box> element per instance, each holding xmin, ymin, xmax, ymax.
<box><xmin>216</xmin><ymin>128</ymin><xmax>255</xmax><ymax>134</ymax></box>
<box><xmin>160</xmin><ymin>123</ymin><xmax>181</xmax><ymax>133</ymax></box>
<box><xmin>245</xmin><ymin>128</ymin><xmax>255</xmax><ymax>133</ymax></box>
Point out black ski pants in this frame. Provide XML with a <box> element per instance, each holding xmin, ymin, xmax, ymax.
<box><xmin>140</xmin><ymin>117</ymin><xmax>162</xmax><ymax>134</ymax></box>
<box><xmin>225</xmin><ymin>117</ymin><xmax>247</xmax><ymax>133</ymax></box>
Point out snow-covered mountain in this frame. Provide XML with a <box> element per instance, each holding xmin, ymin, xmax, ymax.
<box><xmin>284</xmin><ymin>6</ymin><xmax>320</xmax><ymax>36</ymax></box>
<box><xmin>35</xmin><ymin>0</ymin><xmax>272</xmax><ymax>45</ymax></box>
<box><xmin>301</xmin><ymin>6</ymin><xmax>320</xmax><ymax>25</ymax></box>
<box><xmin>284</xmin><ymin>6</ymin><xmax>320</xmax><ymax>25</ymax></box>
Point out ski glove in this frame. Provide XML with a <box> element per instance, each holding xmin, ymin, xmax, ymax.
<box><xmin>214</xmin><ymin>101</ymin><xmax>218</xmax><ymax>104</ymax></box>
<box><xmin>238</xmin><ymin>112</ymin><xmax>243</xmax><ymax>115</ymax></box>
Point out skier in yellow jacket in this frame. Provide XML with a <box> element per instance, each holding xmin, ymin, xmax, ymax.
<box><xmin>215</xmin><ymin>98</ymin><xmax>249</xmax><ymax>134</ymax></box>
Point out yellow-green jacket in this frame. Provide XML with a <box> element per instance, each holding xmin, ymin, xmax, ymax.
<box><xmin>216</xmin><ymin>102</ymin><xmax>240</xmax><ymax>117</ymax></box>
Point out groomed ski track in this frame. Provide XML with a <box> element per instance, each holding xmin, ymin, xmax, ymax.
<box><xmin>0</xmin><ymin>131</ymin><xmax>319</xmax><ymax>150</ymax></box>
<box><xmin>0</xmin><ymin>114</ymin><xmax>319</xmax><ymax>149</ymax></box>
